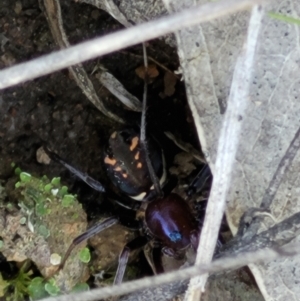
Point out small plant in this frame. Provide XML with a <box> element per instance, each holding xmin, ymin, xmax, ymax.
<box><xmin>27</xmin><ymin>277</ymin><xmax>50</xmax><ymax>300</ymax></box>
<box><xmin>79</xmin><ymin>247</ymin><xmax>91</xmax><ymax>264</ymax></box>
<box><xmin>0</xmin><ymin>164</ymin><xmax>89</xmax><ymax>299</ymax></box>
<box><xmin>0</xmin><ymin>273</ymin><xmax>10</xmax><ymax>298</ymax></box>
<box><xmin>0</xmin><ymin>259</ymin><xmax>62</xmax><ymax>301</ymax></box>
<box><xmin>0</xmin><ymin>260</ymin><xmax>32</xmax><ymax>301</ymax></box>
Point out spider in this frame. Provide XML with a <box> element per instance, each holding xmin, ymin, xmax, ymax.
<box><xmin>45</xmin><ymin>125</ymin><xmax>211</xmax><ymax>285</ymax></box>
<box><xmin>45</xmin><ymin>38</ymin><xmax>211</xmax><ymax>285</ymax></box>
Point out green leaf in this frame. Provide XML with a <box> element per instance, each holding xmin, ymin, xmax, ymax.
<box><xmin>19</xmin><ymin>217</ymin><xmax>27</xmax><ymax>225</ymax></box>
<box><xmin>42</xmin><ymin>175</ymin><xmax>49</xmax><ymax>181</ymax></box>
<box><xmin>20</xmin><ymin>172</ymin><xmax>32</xmax><ymax>183</ymax></box>
<box><xmin>71</xmin><ymin>283</ymin><xmax>89</xmax><ymax>293</ymax></box>
<box><xmin>26</xmin><ymin>187</ymin><xmax>40</xmax><ymax>202</ymax></box>
<box><xmin>0</xmin><ymin>273</ymin><xmax>9</xmax><ymax>297</ymax></box>
<box><xmin>44</xmin><ymin>184</ymin><xmax>53</xmax><ymax>192</ymax></box>
<box><xmin>14</xmin><ymin>167</ymin><xmax>22</xmax><ymax>175</ymax></box>
<box><xmin>79</xmin><ymin>247</ymin><xmax>91</xmax><ymax>263</ymax></box>
<box><xmin>62</xmin><ymin>194</ymin><xmax>75</xmax><ymax>207</ymax></box>
<box><xmin>268</xmin><ymin>12</ymin><xmax>300</xmax><ymax>25</ymax></box>
<box><xmin>37</xmin><ymin>225</ymin><xmax>50</xmax><ymax>238</ymax></box>
<box><xmin>15</xmin><ymin>181</ymin><xmax>21</xmax><ymax>189</ymax></box>
<box><xmin>59</xmin><ymin>186</ymin><xmax>68</xmax><ymax>196</ymax></box>
<box><xmin>51</xmin><ymin>177</ymin><xmax>61</xmax><ymax>186</ymax></box>
<box><xmin>44</xmin><ymin>279</ymin><xmax>60</xmax><ymax>296</ymax></box>
<box><xmin>28</xmin><ymin>277</ymin><xmax>49</xmax><ymax>300</ymax></box>
<box><xmin>35</xmin><ymin>202</ymin><xmax>48</xmax><ymax>216</ymax></box>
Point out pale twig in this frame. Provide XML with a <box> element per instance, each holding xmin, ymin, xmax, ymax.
<box><xmin>0</xmin><ymin>0</ymin><xmax>265</xmax><ymax>90</ymax></box>
<box><xmin>184</xmin><ymin>5</ymin><xmax>265</xmax><ymax>301</ymax></box>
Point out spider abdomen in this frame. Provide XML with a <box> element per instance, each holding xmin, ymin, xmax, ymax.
<box><xmin>103</xmin><ymin>128</ymin><xmax>166</xmax><ymax>200</ymax></box>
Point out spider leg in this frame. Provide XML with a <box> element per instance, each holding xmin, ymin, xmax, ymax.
<box><xmin>59</xmin><ymin>216</ymin><xmax>118</xmax><ymax>271</ymax></box>
<box><xmin>44</xmin><ymin>146</ymin><xmax>106</xmax><ymax>192</ymax></box>
<box><xmin>139</xmin><ymin>44</ymin><xmax>163</xmax><ymax>198</ymax></box>
<box><xmin>190</xmin><ymin>229</ymin><xmax>200</xmax><ymax>251</ymax></box>
<box><xmin>187</xmin><ymin>164</ymin><xmax>212</xmax><ymax>196</ymax></box>
<box><xmin>151</xmin><ymin>246</ymin><xmax>164</xmax><ymax>274</ymax></box>
<box><xmin>143</xmin><ymin>243</ymin><xmax>163</xmax><ymax>275</ymax></box>
<box><xmin>114</xmin><ymin>236</ymin><xmax>148</xmax><ymax>285</ymax></box>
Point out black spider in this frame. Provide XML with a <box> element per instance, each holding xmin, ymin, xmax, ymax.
<box><xmin>45</xmin><ymin>125</ymin><xmax>211</xmax><ymax>285</ymax></box>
